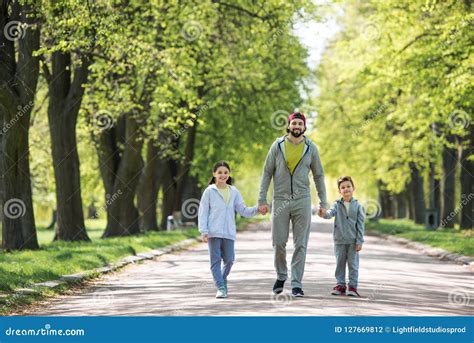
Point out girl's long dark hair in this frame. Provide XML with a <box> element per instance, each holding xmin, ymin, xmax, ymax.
<box><xmin>208</xmin><ymin>161</ymin><xmax>233</xmax><ymax>185</ymax></box>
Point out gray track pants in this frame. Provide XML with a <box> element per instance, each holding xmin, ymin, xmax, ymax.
<box><xmin>271</xmin><ymin>196</ymin><xmax>312</xmax><ymax>288</ymax></box>
<box><xmin>334</xmin><ymin>243</ymin><xmax>359</xmax><ymax>288</ymax></box>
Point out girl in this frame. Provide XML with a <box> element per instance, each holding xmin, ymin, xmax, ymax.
<box><xmin>198</xmin><ymin>161</ymin><xmax>258</xmax><ymax>298</ymax></box>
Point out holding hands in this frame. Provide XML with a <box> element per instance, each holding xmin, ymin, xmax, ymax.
<box><xmin>317</xmin><ymin>206</ymin><xmax>327</xmax><ymax>218</ymax></box>
<box><xmin>258</xmin><ymin>204</ymin><xmax>326</xmax><ymax>216</ymax></box>
<box><xmin>258</xmin><ymin>204</ymin><xmax>269</xmax><ymax>215</ymax></box>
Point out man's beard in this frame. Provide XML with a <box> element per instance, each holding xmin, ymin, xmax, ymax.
<box><xmin>290</xmin><ymin>128</ymin><xmax>305</xmax><ymax>137</ymax></box>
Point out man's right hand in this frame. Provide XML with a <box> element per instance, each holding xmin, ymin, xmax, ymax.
<box><xmin>258</xmin><ymin>204</ymin><xmax>269</xmax><ymax>215</ymax></box>
<box><xmin>318</xmin><ymin>207</ymin><xmax>327</xmax><ymax>217</ymax></box>
<box><xmin>202</xmin><ymin>234</ymin><xmax>208</xmax><ymax>243</ymax></box>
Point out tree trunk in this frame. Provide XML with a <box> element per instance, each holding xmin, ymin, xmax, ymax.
<box><xmin>409</xmin><ymin>162</ymin><xmax>426</xmax><ymax>225</ymax></box>
<box><xmin>1</xmin><ymin>99</ymin><xmax>39</xmax><ymax>249</ymax></box>
<box><xmin>101</xmin><ymin>114</ymin><xmax>144</xmax><ymax>237</ymax></box>
<box><xmin>47</xmin><ymin>52</ymin><xmax>90</xmax><ymax>241</ymax></box>
<box><xmin>137</xmin><ymin>138</ymin><xmax>164</xmax><ymax>231</ymax></box>
<box><xmin>430</xmin><ymin>122</ymin><xmax>442</xmax><ymax>226</ymax></box>
<box><xmin>407</xmin><ymin>186</ymin><xmax>415</xmax><ymax>221</ymax></box>
<box><xmin>46</xmin><ymin>209</ymin><xmax>57</xmax><ymax>230</ymax></box>
<box><xmin>426</xmin><ymin>161</ymin><xmax>441</xmax><ymax>228</ymax></box>
<box><xmin>160</xmin><ymin>157</ymin><xmax>179</xmax><ymax>230</ymax></box>
<box><xmin>0</xmin><ymin>1</ymin><xmax>40</xmax><ymax>250</ymax></box>
<box><xmin>434</xmin><ymin>178</ymin><xmax>441</xmax><ymax>226</ymax></box>
<box><xmin>88</xmin><ymin>201</ymin><xmax>98</xmax><ymax>219</ymax></box>
<box><xmin>460</xmin><ymin>128</ymin><xmax>473</xmax><ymax>229</ymax></box>
<box><xmin>380</xmin><ymin>189</ymin><xmax>390</xmax><ymax>218</ymax></box>
<box><xmin>395</xmin><ymin>192</ymin><xmax>407</xmax><ymax>219</ymax></box>
<box><xmin>441</xmin><ymin>136</ymin><xmax>457</xmax><ymax>228</ymax></box>
<box><xmin>180</xmin><ymin>174</ymin><xmax>202</xmax><ymax>223</ymax></box>
<box><xmin>95</xmin><ymin>115</ymin><xmax>125</xmax><ymax>197</ymax></box>
<box><xmin>172</xmin><ymin>122</ymin><xmax>198</xmax><ymax>212</ymax></box>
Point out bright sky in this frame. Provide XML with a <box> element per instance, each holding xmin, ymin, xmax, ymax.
<box><xmin>292</xmin><ymin>4</ymin><xmax>342</xmax><ymax>130</ymax></box>
<box><xmin>293</xmin><ymin>15</ymin><xmax>340</xmax><ymax>71</ymax></box>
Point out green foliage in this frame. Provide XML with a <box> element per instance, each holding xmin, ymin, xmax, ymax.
<box><xmin>314</xmin><ymin>0</ymin><xmax>473</xmax><ymax>195</ymax></box>
<box><xmin>27</xmin><ymin>0</ymin><xmax>316</xmax><ymax>224</ymax></box>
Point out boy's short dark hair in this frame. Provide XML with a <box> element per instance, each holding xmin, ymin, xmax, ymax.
<box><xmin>337</xmin><ymin>176</ymin><xmax>355</xmax><ymax>189</ymax></box>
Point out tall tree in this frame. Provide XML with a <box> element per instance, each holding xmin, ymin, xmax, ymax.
<box><xmin>441</xmin><ymin>135</ymin><xmax>457</xmax><ymax>228</ymax></box>
<box><xmin>459</xmin><ymin>127</ymin><xmax>473</xmax><ymax>229</ymax></box>
<box><xmin>0</xmin><ymin>0</ymin><xmax>40</xmax><ymax>250</ymax></box>
<box><xmin>315</xmin><ymin>0</ymin><xmax>472</xmax><ymax>229</ymax></box>
<box><xmin>38</xmin><ymin>0</ymin><xmax>115</xmax><ymax>241</ymax></box>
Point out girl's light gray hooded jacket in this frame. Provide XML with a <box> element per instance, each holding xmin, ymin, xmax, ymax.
<box><xmin>258</xmin><ymin>135</ymin><xmax>328</xmax><ymax>207</ymax></box>
<box><xmin>324</xmin><ymin>197</ymin><xmax>365</xmax><ymax>244</ymax></box>
<box><xmin>198</xmin><ymin>184</ymin><xmax>257</xmax><ymax>240</ymax></box>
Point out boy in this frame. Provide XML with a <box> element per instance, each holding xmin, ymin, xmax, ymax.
<box><xmin>321</xmin><ymin>176</ymin><xmax>365</xmax><ymax>297</ymax></box>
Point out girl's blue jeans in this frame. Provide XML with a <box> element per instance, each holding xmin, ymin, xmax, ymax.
<box><xmin>208</xmin><ymin>237</ymin><xmax>235</xmax><ymax>289</ymax></box>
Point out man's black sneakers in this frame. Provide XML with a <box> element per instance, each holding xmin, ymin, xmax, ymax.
<box><xmin>272</xmin><ymin>279</ymin><xmax>285</xmax><ymax>295</ymax></box>
<box><xmin>292</xmin><ymin>287</ymin><xmax>304</xmax><ymax>297</ymax></box>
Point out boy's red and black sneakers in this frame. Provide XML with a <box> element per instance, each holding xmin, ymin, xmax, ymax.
<box><xmin>347</xmin><ymin>286</ymin><xmax>361</xmax><ymax>297</ymax></box>
<box><xmin>331</xmin><ymin>284</ymin><xmax>346</xmax><ymax>295</ymax></box>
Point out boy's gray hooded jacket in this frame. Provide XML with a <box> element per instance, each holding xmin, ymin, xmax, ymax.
<box><xmin>258</xmin><ymin>135</ymin><xmax>328</xmax><ymax>207</ymax></box>
<box><xmin>324</xmin><ymin>197</ymin><xmax>365</xmax><ymax>244</ymax></box>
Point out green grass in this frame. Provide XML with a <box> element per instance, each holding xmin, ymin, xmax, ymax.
<box><xmin>366</xmin><ymin>219</ymin><xmax>474</xmax><ymax>257</ymax></box>
<box><xmin>0</xmin><ymin>219</ymin><xmax>199</xmax><ymax>294</ymax></box>
<box><xmin>0</xmin><ymin>216</ymin><xmax>264</xmax><ymax>314</ymax></box>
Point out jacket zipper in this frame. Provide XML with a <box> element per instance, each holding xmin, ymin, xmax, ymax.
<box><xmin>341</xmin><ymin>199</ymin><xmax>358</xmax><ymax>243</ymax></box>
<box><xmin>341</xmin><ymin>199</ymin><xmax>349</xmax><ymax>219</ymax></box>
<box><xmin>279</xmin><ymin>138</ymin><xmax>310</xmax><ymax>196</ymax></box>
<box><xmin>214</xmin><ymin>186</ymin><xmax>230</xmax><ymax>236</ymax></box>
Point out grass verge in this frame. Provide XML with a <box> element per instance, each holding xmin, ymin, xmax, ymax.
<box><xmin>366</xmin><ymin>219</ymin><xmax>473</xmax><ymax>257</ymax></box>
<box><xmin>0</xmin><ymin>216</ymin><xmax>265</xmax><ymax>315</ymax></box>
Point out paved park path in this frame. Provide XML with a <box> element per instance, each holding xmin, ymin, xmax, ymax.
<box><xmin>28</xmin><ymin>216</ymin><xmax>473</xmax><ymax>316</ymax></box>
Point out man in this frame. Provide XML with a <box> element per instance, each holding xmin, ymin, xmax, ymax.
<box><xmin>258</xmin><ymin>112</ymin><xmax>328</xmax><ymax>297</ymax></box>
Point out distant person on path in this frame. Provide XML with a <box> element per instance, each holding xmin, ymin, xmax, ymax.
<box><xmin>258</xmin><ymin>112</ymin><xmax>328</xmax><ymax>297</ymax></box>
<box><xmin>198</xmin><ymin>161</ymin><xmax>262</xmax><ymax>298</ymax></box>
<box><xmin>321</xmin><ymin>176</ymin><xmax>365</xmax><ymax>297</ymax></box>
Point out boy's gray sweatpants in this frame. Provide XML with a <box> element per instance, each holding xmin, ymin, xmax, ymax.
<box><xmin>271</xmin><ymin>196</ymin><xmax>312</xmax><ymax>288</ymax></box>
<box><xmin>334</xmin><ymin>243</ymin><xmax>359</xmax><ymax>288</ymax></box>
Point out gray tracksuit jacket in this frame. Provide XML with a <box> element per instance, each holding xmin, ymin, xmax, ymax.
<box><xmin>198</xmin><ymin>184</ymin><xmax>257</xmax><ymax>241</ymax></box>
<box><xmin>258</xmin><ymin>135</ymin><xmax>328</xmax><ymax>207</ymax></box>
<box><xmin>324</xmin><ymin>197</ymin><xmax>365</xmax><ymax>245</ymax></box>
